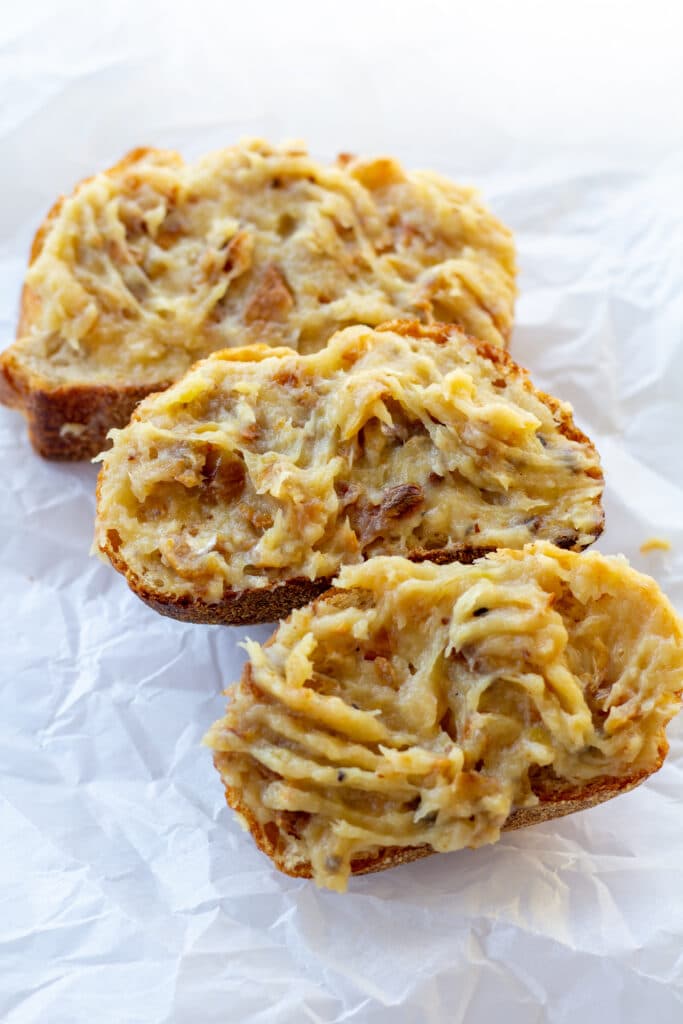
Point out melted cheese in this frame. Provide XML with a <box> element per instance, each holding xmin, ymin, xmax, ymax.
<box><xmin>95</xmin><ymin>323</ymin><xmax>604</xmax><ymax>602</ymax></box>
<box><xmin>10</xmin><ymin>140</ymin><xmax>515</xmax><ymax>388</ymax></box>
<box><xmin>206</xmin><ymin>544</ymin><xmax>683</xmax><ymax>890</ymax></box>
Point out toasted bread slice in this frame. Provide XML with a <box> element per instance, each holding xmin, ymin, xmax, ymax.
<box><xmin>0</xmin><ymin>141</ymin><xmax>516</xmax><ymax>458</ymax></box>
<box><xmin>205</xmin><ymin>544</ymin><xmax>683</xmax><ymax>891</ymax></box>
<box><xmin>95</xmin><ymin>321</ymin><xmax>604</xmax><ymax>625</ymax></box>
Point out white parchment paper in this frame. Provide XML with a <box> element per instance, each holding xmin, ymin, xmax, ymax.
<box><xmin>2</xmin><ymin>2</ymin><xmax>683</xmax><ymax>1021</ymax></box>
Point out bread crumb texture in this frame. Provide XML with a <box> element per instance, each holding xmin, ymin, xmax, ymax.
<box><xmin>96</xmin><ymin>322</ymin><xmax>603</xmax><ymax>612</ymax></box>
<box><xmin>206</xmin><ymin>544</ymin><xmax>683</xmax><ymax>890</ymax></box>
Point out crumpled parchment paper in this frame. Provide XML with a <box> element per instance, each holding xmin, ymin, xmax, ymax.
<box><xmin>1</xmin><ymin>3</ymin><xmax>683</xmax><ymax>1021</ymax></box>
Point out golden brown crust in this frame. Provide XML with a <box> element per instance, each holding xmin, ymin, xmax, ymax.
<box><xmin>0</xmin><ymin>358</ymin><xmax>168</xmax><ymax>459</ymax></box>
<box><xmin>0</xmin><ymin>150</ymin><xmax>182</xmax><ymax>459</ymax></box>
<box><xmin>218</xmin><ymin>749</ymin><xmax>663</xmax><ymax>881</ymax></box>
<box><xmin>102</xmin><ymin>529</ymin><xmax>494</xmax><ymax>626</ymax></box>
<box><xmin>137</xmin><ymin>573</ymin><xmax>332</xmax><ymax>626</ymax></box>
<box><xmin>96</xmin><ymin>320</ymin><xmax>603</xmax><ymax>624</ymax></box>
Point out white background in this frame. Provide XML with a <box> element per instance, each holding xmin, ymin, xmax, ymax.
<box><xmin>1</xmin><ymin>1</ymin><xmax>683</xmax><ymax>1021</ymax></box>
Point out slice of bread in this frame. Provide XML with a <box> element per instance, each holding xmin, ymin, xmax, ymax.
<box><xmin>95</xmin><ymin>321</ymin><xmax>604</xmax><ymax>626</ymax></box>
<box><xmin>0</xmin><ymin>140</ymin><xmax>516</xmax><ymax>458</ymax></box>
<box><xmin>205</xmin><ymin>544</ymin><xmax>683</xmax><ymax>891</ymax></box>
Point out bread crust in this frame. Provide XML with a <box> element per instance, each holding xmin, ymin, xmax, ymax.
<box><xmin>0</xmin><ymin>150</ymin><xmax>173</xmax><ymax>459</ymax></box>
<box><xmin>218</xmin><ymin>760</ymin><xmax>658</xmax><ymax>881</ymax></box>
<box><xmin>0</xmin><ymin>363</ymin><xmax>167</xmax><ymax>460</ymax></box>
<box><xmin>96</xmin><ymin>321</ymin><xmax>603</xmax><ymax>625</ymax></box>
<box><xmin>107</xmin><ymin>545</ymin><xmax>507</xmax><ymax>626</ymax></box>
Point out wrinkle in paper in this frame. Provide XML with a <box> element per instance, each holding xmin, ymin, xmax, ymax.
<box><xmin>1</xmin><ymin>8</ymin><xmax>683</xmax><ymax>1022</ymax></box>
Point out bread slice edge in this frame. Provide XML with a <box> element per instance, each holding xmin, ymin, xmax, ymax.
<box><xmin>212</xmin><ymin>582</ymin><xmax>670</xmax><ymax>881</ymax></box>
<box><xmin>95</xmin><ymin>324</ymin><xmax>604</xmax><ymax>623</ymax></box>
<box><xmin>0</xmin><ymin>149</ymin><xmax>176</xmax><ymax>459</ymax></box>
<box><xmin>216</xmin><ymin>749</ymin><xmax>664</xmax><ymax>882</ymax></box>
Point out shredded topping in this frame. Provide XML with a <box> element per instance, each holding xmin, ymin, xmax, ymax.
<box><xmin>640</xmin><ymin>538</ymin><xmax>671</xmax><ymax>554</ymax></box>
<box><xmin>207</xmin><ymin>544</ymin><xmax>683</xmax><ymax>890</ymax></box>
<box><xmin>96</xmin><ymin>323</ymin><xmax>604</xmax><ymax>603</ymax></box>
<box><xmin>12</xmin><ymin>139</ymin><xmax>515</xmax><ymax>387</ymax></box>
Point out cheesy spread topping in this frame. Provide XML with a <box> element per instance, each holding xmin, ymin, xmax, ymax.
<box><xmin>207</xmin><ymin>544</ymin><xmax>683</xmax><ymax>890</ymax></box>
<box><xmin>96</xmin><ymin>323</ymin><xmax>603</xmax><ymax>603</ymax></box>
<box><xmin>11</xmin><ymin>140</ymin><xmax>515</xmax><ymax>388</ymax></box>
